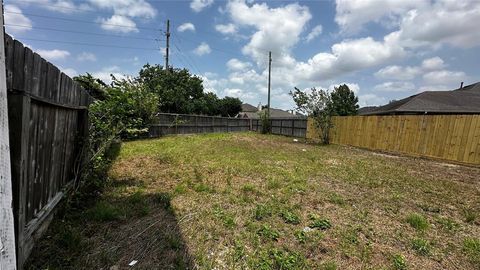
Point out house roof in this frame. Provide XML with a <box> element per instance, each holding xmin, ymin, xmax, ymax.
<box><xmin>241</xmin><ymin>103</ymin><xmax>258</xmax><ymax>112</ymax></box>
<box><xmin>357</xmin><ymin>106</ymin><xmax>379</xmax><ymax>115</ymax></box>
<box><xmin>363</xmin><ymin>82</ymin><xmax>480</xmax><ymax>115</ymax></box>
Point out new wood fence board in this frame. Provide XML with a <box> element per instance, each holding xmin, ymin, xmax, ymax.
<box><xmin>308</xmin><ymin>115</ymin><xmax>480</xmax><ymax>165</ymax></box>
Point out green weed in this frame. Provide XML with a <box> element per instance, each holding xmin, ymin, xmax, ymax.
<box><xmin>392</xmin><ymin>254</ymin><xmax>407</xmax><ymax>270</ymax></box>
<box><xmin>87</xmin><ymin>201</ymin><xmax>123</xmax><ymax>221</ymax></box>
<box><xmin>406</xmin><ymin>213</ymin><xmax>429</xmax><ymax>231</ymax></box>
<box><xmin>280</xmin><ymin>210</ymin><xmax>301</xmax><ymax>225</ymax></box>
<box><xmin>463</xmin><ymin>238</ymin><xmax>480</xmax><ymax>265</ymax></box>
<box><xmin>257</xmin><ymin>224</ymin><xmax>280</xmax><ymax>241</ymax></box>
<box><xmin>411</xmin><ymin>238</ymin><xmax>431</xmax><ymax>256</ymax></box>
<box><xmin>309</xmin><ymin>218</ymin><xmax>332</xmax><ymax>230</ymax></box>
<box><xmin>254</xmin><ymin>204</ymin><xmax>273</xmax><ymax>221</ymax></box>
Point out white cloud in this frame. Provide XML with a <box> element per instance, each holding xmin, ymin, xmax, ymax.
<box><xmin>36</xmin><ymin>49</ymin><xmax>70</xmax><ymax>61</ymax></box>
<box><xmin>193</xmin><ymin>42</ymin><xmax>211</xmax><ymax>56</ymax></box>
<box><xmin>223</xmin><ymin>88</ymin><xmax>257</xmax><ymax>100</ymax></box>
<box><xmin>374</xmin><ymin>82</ymin><xmax>415</xmax><ymax>92</ymax></box>
<box><xmin>60</xmin><ymin>67</ymin><xmax>78</xmax><ymax>78</ymax></box>
<box><xmin>98</xmin><ymin>15</ymin><xmax>138</xmax><ymax>33</ymax></box>
<box><xmin>177</xmin><ymin>23</ymin><xmax>195</xmax><ymax>32</ymax></box>
<box><xmin>215</xmin><ymin>23</ymin><xmax>237</xmax><ymax>35</ymax></box>
<box><xmin>335</xmin><ymin>0</ymin><xmax>423</xmax><ymax>33</ymax></box>
<box><xmin>226</xmin><ymin>58</ymin><xmax>252</xmax><ymax>71</ymax></box>
<box><xmin>328</xmin><ymin>83</ymin><xmax>360</xmax><ymax>94</ymax></box>
<box><xmin>375</xmin><ymin>56</ymin><xmax>446</xmax><ymax>81</ymax></box>
<box><xmin>296</xmin><ymin>36</ymin><xmax>405</xmax><ymax>81</ymax></box>
<box><xmin>15</xmin><ymin>0</ymin><xmax>92</xmax><ymax>14</ymax></box>
<box><xmin>423</xmin><ymin>70</ymin><xmax>467</xmax><ymax>85</ymax></box>
<box><xmin>91</xmin><ymin>66</ymin><xmax>128</xmax><ymax>84</ymax></box>
<box><xmin>89</xmin><ymin>0</ymin><xmax>156</xmax><ymax>18</ymax></box>
<box><xmin>226</xmin><ymin>1</ymin><xmax>312</xmax><ymax>67</ymax></box>
<box><xmin>358</xmin><ymin>94</ymin><xmax>387</xmax><ymax>107</ymax></box>
<box><xmin>305</xmin><ymin>25</ymin><xmax>323</xmax><ymax>42</ymax></box>
<box><xmin>4</xmin><ymin>5</ymin><xmax>32</xmax><ymax>34</ymax></box>
<box><xmin>421</xmin><ymin>57</ymin><xmax>445</xmax><ymax>70</ymax></box>
<box><xmin>190</xmin><ymin>0</ymin><xmax>214</xmax><ymax>12</ymax></box>
<box><xmin>375</xmin><ymin>65</ymin><xmax>420</xmax><ymax>81</ymax></box>
<box><xmin>77</xmin><ymin>52</ymin><xmax>97</xmax><ymax>62</ymax></box>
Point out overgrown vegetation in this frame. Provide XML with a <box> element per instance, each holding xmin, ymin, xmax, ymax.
<box><xmin>27</xmin><ymin>133</ymin><xmax>480</xmax><ymax>269</ymax></box>
<box><xmin>290</xmin><ymin>84</ymin><xmax>358</xmax><ymax>144</ymax></box>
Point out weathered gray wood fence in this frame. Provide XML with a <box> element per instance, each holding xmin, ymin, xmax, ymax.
<box><xmin>149</xmin><ymin>113</ymin><xmax>307</xmax><ymax>138</ymax></box>
<box><xmin>251</xmin><ymin>118</ymin><xmax>307</xmax><ymax>138</ymax></box>
<box><xmin>5</xmin><ymin>34</ymin><xmax>92</xmax><ymax>268</ymax></box>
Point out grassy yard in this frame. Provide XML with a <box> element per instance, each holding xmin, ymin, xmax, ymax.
<box><xmin>27</xmin><ymin>132</ymin><xmax>480</xmax><ymax>269</ymax></box>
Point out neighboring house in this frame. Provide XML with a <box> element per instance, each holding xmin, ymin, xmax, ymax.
<box><xmin>362</xmin><ymin>82</ymin><xmax>480</xmax><ymax>115</ymax></box>
<box><xmin>237</xmin><ymin>103</ymin><xmax>305</xmax><ymax>119</ymax></box>
<box><xmin>357</xmin><ymin>106</ymin><xmax>378</xmax><ymax>115</ymax></box>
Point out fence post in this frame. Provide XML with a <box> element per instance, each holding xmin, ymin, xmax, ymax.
<box><xmin>0</xmin><ymin>1</ymin><xmax>18</xmax><ymax>268</ymax></box>
<box><xmin>292</xmin><ymin>119</ymin><xmax>294</xmax><ymax>137</ymax></box>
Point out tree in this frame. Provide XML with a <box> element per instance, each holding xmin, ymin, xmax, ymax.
<box><xmin>73</xmin><ymin>73</ymin><xmax>108</xmax><ymax>100</ymax></box>
<box><xmin>329</xmin><ymin>84</ymin><xmax>359</xmax><ymax>116</ymax></box>
<box><xmin>137</xmin><ymin>64</ymin><xmax>242</xmax><ymax>116</ymax></box>
<box><xmin>218</xmin><ymin>96</ymin><xmax>242</xmax><ymax>117</ymax></box>
<box><xmin>290</xmin><ymin>87</ymin><xmax>333</xmax><ymax>144</ymax></box>
<box><xmin>138</xmin><ymin>64</ymin><xmax>204</xmax><ymax>114</ymax></box>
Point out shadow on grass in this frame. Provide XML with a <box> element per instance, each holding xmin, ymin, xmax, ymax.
<box><xmin>25</xmin><ymin>189</ymin><xmax>194</xmax><ymax>269</ymax></box>
<box><xmin>25</xmin><ymin>142</ymin><xmax>194</xmax><ymax>269</ymax></box>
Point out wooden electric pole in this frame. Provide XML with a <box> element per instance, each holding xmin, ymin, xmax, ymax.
<box><xmin>165</xmin><ymin>19</ymin><xmax>170</xmax><ymax>70</ymax></box>
<box><xmin>267</xmin><ymin>51</ymin><xmax>272</xmax><ymax>117</ymax></box>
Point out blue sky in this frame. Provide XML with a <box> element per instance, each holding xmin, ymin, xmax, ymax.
<box><xmin>5</xmin><ymin>0</ymin><xmax>480</xmax><ymax>110</ymax></box>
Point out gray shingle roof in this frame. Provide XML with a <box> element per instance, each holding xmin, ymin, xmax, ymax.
<box><xmin>363</xmin><ymin>82</ymin><xmax>480</xmax><ymax>115</ymax></box>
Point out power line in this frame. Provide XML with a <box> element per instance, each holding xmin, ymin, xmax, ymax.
<box><xmin>5</xmin><ymin>24</ymin><xmax>163</xmax><ymax>41</ymax></box>
<box><xmin>15</xmin><ymin>37</ymin><xmax>160</xmax><ymax>51</ymax></box>
<box><xmin>4</xmin><ymin>11</ymin><xmax>160</xmax><ymax>31</ymax></box>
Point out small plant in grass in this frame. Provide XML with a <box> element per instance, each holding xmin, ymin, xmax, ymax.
<box><xmin>254</xmin><ymin>204</ymin><xmax>273</xmax><ymax>221</ymax></box>
<box><xmin>463</xmin><ymin>238</ymin><xmax>480</xmax><ymax>265</ymax></box>
<box><xmin>213</xmin><ymin>206</ymin><xmax>236</xmax><ymax>229</ymax></box>
<box><xmin>294</xmin><ymin>230</ymin><xmax>307</xmax><ymax>244</ymax></box>
<box><xmin>328</xmin><ymin>192</ymin><xmax>345</xmax><ymax>206</ymax></box>
<box><xmin>392</xmin><ymin>254</ymin><xmax>407</xmax><ymax>270</ymax></box>
<box><xmin>253</xmin><ymin>248</ymin><xmax>306</xmax><ymax>270</ymax></box>
<box><xmin>309</xmin><ymin>218</ymin><xmax>332</xmax><ymax>230</ymax></box>
<box><xmin>88</xmin><ymin>201</ymin><xmax>123</xmax><ymax>221</ymax></box>
<box><xmin>280</xmin><ymin>210</ymin><xmax>301</xmax><ymax>224</ymax></box>
<box><xmin>411</xmin><ymin>238</ymin><xmax>431</xmax><ymax>256</ymax></box>
<box><xmin>406</xmin><ymin>213</ymin><xmax>429</xmax><ymax>231</ymax></box>
<box><xmin>267</xmin><ymin>177</ymin><xmax>281</xmax><ymax>190</ymax></box>
<box><xmin>462</xmin><ymin>208</ymin><xmax>477</xmax><ymax>224</ymax></box>
<box><xmin>155</xmin><ymin>192</ymin><xmax>172</xmax><ymax>210</ymax></box>
<box><xmin>320</xmin><ymin>261</ymin><xmax>337</xmax><ymax>270</ymax></box>
<box><xmin>193</xmin><ymin>182</ymin><xmax>215</xmax><ymax>193</ymax></box>
<box><xmin>436</xmin><ymin>216</ymin><xmax>460</xmax><ymax>231</ymax></box>
<box><xmin>174</xmin><ymin>183</ymin><xmax>187</xmax><ymax>194</ymax></box>
<box><xmin>257</xmin><ymin>224</ymin><xmax>280</xmax><ymax>241</ymax></box>
<box><xmin>242</xmin><ymin>183</ymin><xmax>256</xmax><ymax>193</ymax></box>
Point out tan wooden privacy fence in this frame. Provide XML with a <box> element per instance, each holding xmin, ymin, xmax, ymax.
<box><xmin>307</xmin><ymin>115</ymin><xmax>480</xmax><ymax>165</ymax></box>
<box><xmin>5</xmin><ymin>34</ymin><xmax>92</xmax><ymax>268</ymax></box>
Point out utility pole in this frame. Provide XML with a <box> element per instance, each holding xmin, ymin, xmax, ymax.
<box><xmin>267</xmin><ymin>51</ymin><xmax>272</xmax><ymax>117</ymax></box>
<box><xmin>165</xmin><ymin>19</ymin><xmax>170</xmax><ymax>71</ymax></box>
